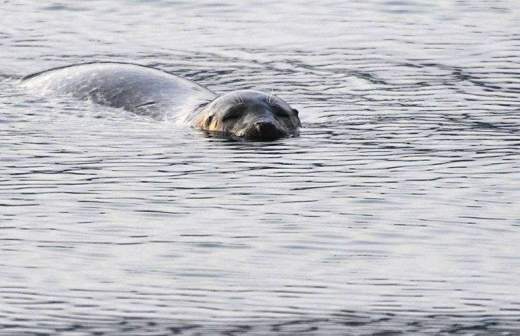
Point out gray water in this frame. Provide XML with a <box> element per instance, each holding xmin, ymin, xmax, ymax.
<box><xmin>2</xmin><ymin>1</ymin><xmax>520</xmax><ymax>335</ymax></box>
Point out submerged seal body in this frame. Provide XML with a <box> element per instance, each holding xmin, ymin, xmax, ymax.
<box><xmin>22</xmin><ymin>62</ymin><xmax>300</xmax><ymax>141</ymax></box>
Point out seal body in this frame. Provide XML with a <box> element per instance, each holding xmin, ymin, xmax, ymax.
<box><xmin>22</xmin><ymin>62</ymin><xmax>300</xmax><ymax>140</ymax></box>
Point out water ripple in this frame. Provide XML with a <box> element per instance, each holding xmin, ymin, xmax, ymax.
<box><xmin>2</xmin><ymin>0</ymin><xmax>520</xmax><ymax>334</ymax></box>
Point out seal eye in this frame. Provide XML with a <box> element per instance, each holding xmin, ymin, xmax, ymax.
<box><xmin>272</xmin><ymin>106</ymin><xmax>290</xmax><ymax>118</ymax></box>
<box><xmin>223</xmin><ymin>106</ymin><xmax>244</xmax><ymax>122</ymax></box>
<box><xmin>292</xmin><ymin>108</ymin><xmax>299</xmax><ymax>117</ymax></box>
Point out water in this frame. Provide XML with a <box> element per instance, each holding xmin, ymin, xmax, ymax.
<box><xmin>1</xmin><ymin>0</ymin><xmax>520</xmax><ymax>334</ymax></box>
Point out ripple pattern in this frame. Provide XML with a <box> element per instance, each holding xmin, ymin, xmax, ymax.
<box><xmin>1</xmin><ymin>0</ymin><xmax>520</xmax><ymax>334</ymax></box>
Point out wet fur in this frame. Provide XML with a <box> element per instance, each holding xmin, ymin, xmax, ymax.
<box><xmin>22</xmin><ymin>63</ymin><xmax>300</xmax><ymax>141</ymax></box>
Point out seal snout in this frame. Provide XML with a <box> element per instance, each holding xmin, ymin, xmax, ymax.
<box><xmin>255</xmin><ymin>121</ymin><xmax>277</xmax><ymax>134</ymax></box>
<box><xmin>244</xmin><ymin>120</ymin><xmax>287</xmax><ymax>141</ymax></box>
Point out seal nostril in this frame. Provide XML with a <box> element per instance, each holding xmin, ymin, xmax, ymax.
<box><xmin>249</xmin><ymin>121</ymin><xmax>285</xmax><ymax>140</ymax></box>
<box><xmin>255</xmin><ymin>122</ymin><xmax>275</xmax><ymax>133</ymax></box>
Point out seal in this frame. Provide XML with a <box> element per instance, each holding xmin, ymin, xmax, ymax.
<box><xmin>22</xmin><ymin>62</ymin><xmax>301</xmax><ymax>141</ymax></box>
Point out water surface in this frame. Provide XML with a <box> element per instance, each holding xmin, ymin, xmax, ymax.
<box><xmin>1</xmin><ymin>0</ymin><xmax>520</xmax><ymax>335</ymax></box>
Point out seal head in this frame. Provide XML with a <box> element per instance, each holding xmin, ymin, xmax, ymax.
<box><xmin>193</xmin><ymin>90</ymin><xmax>300</xmax><ymax>141</ymax></box>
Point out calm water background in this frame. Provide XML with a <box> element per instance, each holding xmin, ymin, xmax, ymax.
<box><xmin>1</xmin><ymin>0</ymin><xmax>520</xmax><ymax>335</ymax></box>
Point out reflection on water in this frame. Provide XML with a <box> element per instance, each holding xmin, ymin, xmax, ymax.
<box><xmin>1</xmin><ymin>0</ymin><xmax>520</xmax><ymax>334</ymax></box>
